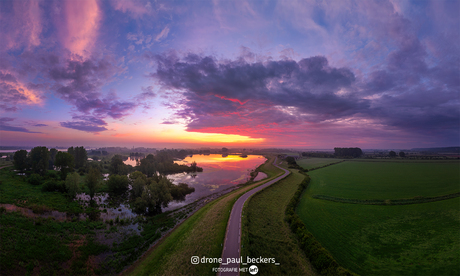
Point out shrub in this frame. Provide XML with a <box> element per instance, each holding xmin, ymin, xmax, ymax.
<box><xmin>285</xmin><ymin>172</ymin><xmax>357</xmax><ymax>276</ymax></box>
<box><xmin>28</xmin><ymin>173</ymin><xmax>42</xmax><ymax>185</ymax></box>
<box><xmin>31</xmin><ymin>204</ymin><xmax>50</xmax><ymax>214</ymax></box>
<box><xmin>45</xmin><ymin>170</ymin><xmax>59</xmax><ymax>180</ymax></box>
<box><xmin>42</xmin><ymin>180</ymin><xmax>67</xmax><ymax>193</ymax></box>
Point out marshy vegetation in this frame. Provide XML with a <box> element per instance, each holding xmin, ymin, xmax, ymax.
<box><xmin>0</xmin><ymin>146</ymin><xmax>201</xmax><ymax>275</ymax></box>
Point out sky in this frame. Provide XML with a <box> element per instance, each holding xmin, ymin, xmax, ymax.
<box><xmin>0</xmin><ymin>0</ymin><xmax>459</xmax><ymax>149</ymax></box>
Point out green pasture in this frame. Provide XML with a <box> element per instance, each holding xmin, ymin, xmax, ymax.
<box><xmin>297</xmin><ymin>161</ymin><xmax>460</xmax><ymax>275</ymax></box>
<box><xmin>306</xmin><ymin>161</ymin><xmax>460</xmax><ymax>200</ymax></box>
<box><xmin>296</xmin><ymin>158</ymin><xmax>343</xmax><ymax>170</ymax></box>
<box><xmin>241</xmin><ymin>168</ymin><xmax>316</xmax><ymax>275</ymax></box>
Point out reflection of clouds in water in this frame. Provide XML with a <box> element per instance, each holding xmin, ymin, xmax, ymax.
<box><xmin>167</xmin><ymin>154</ymin><xmax>266</xmax><ymax>207</ymax></box>
<box><xmin>203</xmin><ymin>184</ymin><xmax>221</xmax><ymax>191</ymax></box>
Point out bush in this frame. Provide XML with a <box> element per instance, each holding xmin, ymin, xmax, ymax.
<box><xmin>170</xmin><ymin>183</ymin><xmax>195</xmax><ymax>200</ymax></box>
<box><xmin>31</xmin><ymin>204</ymin><xmax>50</xmax><ymax>214</ymax></box>
<box><xmin>45</xmin><ymin>170</ymin><xmax>59</xmax><ymax>180</ymax></box>
<box><xmin>42</xmin><ymin>180</ymin><xmax>67</xmax><ymax>193</ymax></box>
<box><xmin>28</xmin><ymin>173</ymin><xmax>42</xmax><ymax>185</ymax></box>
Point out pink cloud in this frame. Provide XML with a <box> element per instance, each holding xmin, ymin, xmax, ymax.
<box><xmin>0</xmin><ymin>0</ymin><xmax>43</xmax><ymax>51</ymax></box>
<box><xmin>56</xmin><ymin>0</ymin><xmax>100</xmax><ymax>56</ymax></box>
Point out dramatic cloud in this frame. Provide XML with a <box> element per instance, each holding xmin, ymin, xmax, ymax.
<box><xmin>151</xmin><ymin>50</ymin><xmax>459</xmax><ymax>143</ymax></box>
<box><xmin>0</xmin><ymin>117</ymin><xmax>40</xmax><ymax>133</ymax></box>
<box><xmin>151</xmin><ymin>53</ymin><xmax>365</xmax><ymax>128</ymax></box>
<box><xmin>0</xmin><ymin>0</ymin><xmax>458</xmax><ymax>148</ymax></box>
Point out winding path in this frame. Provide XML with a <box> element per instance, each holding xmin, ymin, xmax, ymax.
<box><xmin>219</xmin><ymin>158</ymin><xmax>290</xmax><ymax>276</ymax></box>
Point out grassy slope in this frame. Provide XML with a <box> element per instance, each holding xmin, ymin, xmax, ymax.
<box><xmin>241</xmin><ymin>167</ymin><xmax>316</xmax><ymax>275</ymax></box>
<box><xmin>297</xmin><ymin>161</ymin><xmax>460</xmax><ymax>275</ymax></box>
<box><xmin>306</xmin><ymin>161</ymin><xmax>460</xmax><ymax>199</ymax></box>
<box><xmin>125</xmin><ymin>156</ymin><xmax>283</xmax><ymax>276</ymax></box>
<box><xmin>296</xmin><ymin>158</ymin><xmax>343</xmax><ymax>170</ymax></box>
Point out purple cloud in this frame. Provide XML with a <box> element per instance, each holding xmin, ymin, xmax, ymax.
<box><xmin>150</xmin><ymin>50</ymin><xmax>459</xmax><ymax>144</ymax></box>
<box><xmin>60</xmin><ymin>115</ymin><xmax>108</xmax><ymax>133</ymax></box>
<box><xmin>0</xmin><ymin>117</ymin><xmax>40</xmax><ymax>133</ymax></box>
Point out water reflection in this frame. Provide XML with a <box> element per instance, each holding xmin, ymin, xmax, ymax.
<box><xmin>123</xmin><ymin>156</ymin><xmax>142</xmax><ymax>167</ymax></box>
<box><xmin>165</xmin><ymin>154</ymin><xmax>266</xmax><ymax>210</ymax></box>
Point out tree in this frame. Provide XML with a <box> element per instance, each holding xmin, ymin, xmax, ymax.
<box><xmin>145</xmin><ymin>177</ymin><xmax>173</xmax><ymax>214</ymax></box>
<box><xmin>334</xmin><ymin>147</ymin><xmax>363</xmax><ymax>158</ymax></box>
<box><xmin>110</xmin><ymin>155</ymin><xmax>130</xmax><ymax>175</ymax></box>
<box><xmin>139</xmin><ymin>154</ymin><xmax>156</xmax><ymax>177</ymax></box>
<box><xmin>170</xmin><ymin>183</ymin><xmax>195</xmax><ymax>200</ymax></box>
<box><xmin>107</xmin><ymin>174</ymin><xmax>129</xmax><ymax>194</ymax></box>
<box><xmin>285</xmin><ymin>156</ymin><xmax>297</xmax><ymax>165</ymax></box>
<box><xmin>65</xmin><ymin>172</ymin><xmax>81</xmax><ymax>199</ymax></box>
<box><xmin>86</xmin><ymin>168</ymin><xmax>100</xmax><ymax>200</ymax></box>
<box><xmin>55</xmin><ymin>152</ymin><xmax>74</xmax><ymax>180</ymax></box>
<box><xmin>129</xmin><ymin>171</ymin><xmax>147</xmax><ymax>182</ymax></box>
<box><xmin>13</xmin><ymin>150</ymin><xmax>29</xmax><ymax>172</ymax></box>
<box><xmin>68</xmin><ymin>146</ymin><xmax>87</xmax><ymax>169</ymax></box>
<box><xmin>389</xmin><ymin>151</ymin><xmax>397</xmax><ymax>157</ymax></box>
<box><xmin>131</xmin><ymin>177</ymin><xmax>146</xmax><ymax>199</ymax></box>
<box><xmin>399</xmin><ymin>151</ymin><xmax>406</xmax><ymax>158</ymax></box>
<box><xmin>49</xmin><ymin>148</ymin><xmax>58</xmax><ymax>169</ymax></box>
<box><xmin>190</xmin><ymin>161</ymin><xmax>198</xmax><ymax>172</ymax></box>
<box><xmin>29</xmin><ymin>146</ymin><xmax>50</xmax><ymax>175</ymax></box>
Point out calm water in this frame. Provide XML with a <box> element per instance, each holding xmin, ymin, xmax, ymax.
<box><xmin>165</xmin><ymin>154</ymin><xmax>266</xmax><ymax>210</ymax></box>
<box><xmin>124</xmin><ymin>157</ymin><xmax>141</xmax><ymax>166</ymax></box>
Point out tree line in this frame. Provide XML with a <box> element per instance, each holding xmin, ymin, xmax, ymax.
<box><xmin>334</xmin><ymin>147</ymin><xmax>363</xmax><ymax>158</ymax></box>
<box><xmin>12</xmin><ymin>146</ymin><xmax>200</xmax><ymax>215</ymax></box>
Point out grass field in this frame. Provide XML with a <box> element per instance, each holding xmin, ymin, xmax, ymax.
<box><xmin>306</xmin><ymin>161</ymin><xmax>460</xmax><ymax>200</ymax></box>
<box><xmin>296</xmin><ymin>158</ymin><xmax>343</xmax><ymax>170</ymax></box>
<box><xmin>297</xmin><ymin>161</ymin><xmax>460</xmax><ymax>275</ymax></box>
<box><xmin>124</xmin><ymin>156</ymin><xmax>284</xmax><ymax>276</ymax></box>
<box><xmin>241</xmin><ymin>167</ymin><xmax>316</xmax><ymax>275</ymax></box>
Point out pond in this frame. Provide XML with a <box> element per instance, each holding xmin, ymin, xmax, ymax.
<box><xmin>165</xmin><ymin>154</ymin><xmax>266</xmax><ymax>210</ymax></box>
<box><xmin>123</xmin><ymin>156</ymin><xmax>141</xmax><ymax>167</ymax></box>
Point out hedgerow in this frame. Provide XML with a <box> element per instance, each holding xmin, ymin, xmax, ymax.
<box><xmin>313</xmin><ymin>192</ymin><xmax>460</xmax><ymax>205</ymax></box>
<box><xmin>285</xmin><ymin>172</ymin><xmax>357</xmax><ymax>276</ymax></box>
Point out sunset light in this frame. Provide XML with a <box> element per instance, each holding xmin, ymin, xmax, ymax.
<box><xmin>0</xmin><ymin>0</ymin><xmax>458</xmax><ymax>149</ymax></box>
<box><xmin>1</xmin><ymin>1</ymin><xmax>459</xmax><ymax>275</ymax></box>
